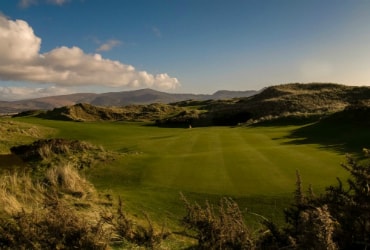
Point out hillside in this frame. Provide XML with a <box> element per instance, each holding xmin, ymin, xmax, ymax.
<box><xmin>0</xmin><ymin>88</ymin><xmax>257</xmax><ymax>113</ymax></box>
<box><xmin>158</xmin><ymin>83</ymin><xmax>370</xmax><ymax>126</ymax></box>
<box><xmin>17</xmin><ymin>102</ymin><xmax>184</xmax><ymax>122</ymax></box>
<box><xmin>13</xmin><ymin>83</ymin><xmax>370</xmax><ymax>126</ymax></box>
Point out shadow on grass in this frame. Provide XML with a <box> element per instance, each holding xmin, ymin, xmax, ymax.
<box><xmin>250</xmin><ymin>106</ymin><xmax>370</xmax><ymax>156</ymax></box>
<box><xmin>0</xmin><ymin>154</ymin><xmax>26</xmax><ymax>171</ymax></box>
<box><xmin>279</xmin><ymin>120</ymin><xmax>370</xmax><ymax>157</ymax></box>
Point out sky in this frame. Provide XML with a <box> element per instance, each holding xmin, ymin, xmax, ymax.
<box><xmin>1</xmin><ymin>0</ymin><xmax>370</xmax><ymax>100</ymax></box>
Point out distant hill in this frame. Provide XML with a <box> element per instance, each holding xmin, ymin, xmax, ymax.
<box><xmin>12</xmin><ymin>83</ymin><xmax>370</xmax><ymax>126</ymax></box>
<box><xmin>0</xmin><ymin>88</ymin><xmax>257</xmax><ymax>113</ymax></box>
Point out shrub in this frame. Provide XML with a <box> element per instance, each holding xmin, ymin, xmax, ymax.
<box><xmin>263</xmin><ymin>155</ymin><xmax>370</xmax><ymax>249</ymax></box>
<box><xmin>181</xmin><ymin>193</ymin><xmax>254</xmax><ymax>249</ymax></box>
<box><xmin>320</xmin><ymin>153</ymin><xmax>370</xmax><ymax>249</ymax></box>
<box><xmin>102</xmin><ymin>196</ymin><xmax>170</xmax><ymax>249</ymax></box>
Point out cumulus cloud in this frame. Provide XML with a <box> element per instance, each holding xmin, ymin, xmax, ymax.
<box><xmin>96</xmin><ymin>39</ymin><xmax>121</xmax><ymax>52</ymax></box>
<box><xmin>0</xmin><ymin>86</ymin><xmax>72</xmax><ymax>101</ymax></box>
<box><xmin>0</xmin><ymin>15</ymin><xmax>180</xmax><ymax>90</ymax></box>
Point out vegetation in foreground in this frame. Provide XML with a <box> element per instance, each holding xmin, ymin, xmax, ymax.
<box><xmin>0</xmin><ymin>146</ymin><xmax>368</xmax><ymax>249</ymax></box>
<box><xmin>0</xmin><ymin>164</ymin><xmax>170</xmax><ymax>249</ymax></box>
<box><xmin>180</xmin><ymin>153</ymin><xmax>369</xmax><ymax>249</ymax></box>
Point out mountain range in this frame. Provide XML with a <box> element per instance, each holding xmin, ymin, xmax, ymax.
<box><xmin>0</xmin><ymin>88</ymin><xmax>257</xmax><ymax>114</ymax></box>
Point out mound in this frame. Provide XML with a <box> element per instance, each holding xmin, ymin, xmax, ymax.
<box><xmin>10</xmin><ymin>138</ymin><xmax>116</xmax><ymax>170</ymax></box>
<box><xmin>33</xmin><ymin>102</ymin><xmax>183</xmax><ymax>122</ymax></box>
<box><xmin>11</xmin><ymin>139</ymin><xmax>93</xmax><ymax>161</ymax></box>
<box><xmin>323</xmin><ymin>104</ymin><xmax>370</xmax><ymax>125</ymax></box>
<box><xmin>164</xmin><ymin>83</ymin><xmax>370</xmax><ymax>126</ymax></box>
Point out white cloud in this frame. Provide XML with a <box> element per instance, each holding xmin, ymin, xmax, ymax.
<box><xmin>0</xmin><ymin>16</ymin><xmax>40</xmax><ymax>63</ymax></box>
<box><xmin>96</xmin><ymin>39</ymin><xmax>121</xmax><ymax>52</ymax></box>
<box><xmin>0</xmin><ymin>86</ymin><xmax>72</xmax><ymax>101</ymax></box>
<box><xmin>0</xmin><ymin>15</ymin><xmax>180</xmax><ymax>90</ymax></box>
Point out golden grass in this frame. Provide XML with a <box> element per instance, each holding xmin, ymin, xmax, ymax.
<box><xmin>0</xmin><ymin>171</ymin><xmax>45</xmax><ymax>215</ymax></box>
<box><xmin>45</xmin><ymin>164</ymin><xmax>96</xmax><ymax>198</ymax></box>
<box><xmin>0</xmin><ymin>164</ymin><xmax>97</xmax><ymax>217</ymax></box>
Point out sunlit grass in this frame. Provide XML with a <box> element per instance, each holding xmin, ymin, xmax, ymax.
<box><xmin>12</xmin><ymin>117</ymin><xmax>349</xmax><ymax>227</ymax></box>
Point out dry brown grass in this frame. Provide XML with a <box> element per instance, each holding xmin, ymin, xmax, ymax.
<box><xmin>0</xmin><ymin>171</ymin><xmax>45</xmax><ymax>215</ymax></box>
<box><xmin>0</xmin><ymin>166</ymin><xmax>109</xmax><ymax>249</ymax></box>
<box><xmin>0</xmin><ymin>164</ymin><xmax>170</xmax><ymax>249</ymax></box>
<box><xmin>45</xmin><ymin>164</ymin><xmax>96</xmax><ymax>198</ymax></box>
<box><xmin>0</xmin><ymin>164</ymin><xmax>98</xmax><ymax>216</ymax></box>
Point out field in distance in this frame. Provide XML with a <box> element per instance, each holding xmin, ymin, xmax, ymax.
<box><xmin>8</xmin><ymin>117</ymin><xmax>353</xmax><ymax>226</ymax></box>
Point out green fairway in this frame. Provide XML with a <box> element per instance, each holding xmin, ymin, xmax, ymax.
<box><xmin>11</xmin><ymin>118</ymin><xmax>349</xmax><ymax>225</ymax></box>
<box><xmin>125</xmin><ymin>126</ymin><xmax>345</xmax><ymax>195</ymax></box>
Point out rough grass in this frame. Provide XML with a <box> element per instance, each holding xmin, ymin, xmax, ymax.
<box><xmin>0</xmin><ymin>165</ymin><xmax>96</xmax><ymax>216</ymax></box>
<box><xmin>0</xmin><ymin>164</ymin><xmax>173</xmax><ymax>249</ymax></box>
<box><xmin>10</xmin><ymin>138</ymin><xmax>119</xmax><ymax>175</ymax></box>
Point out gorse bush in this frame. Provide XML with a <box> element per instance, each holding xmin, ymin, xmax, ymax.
<box><xmin>319</xmin><ymin>153</ymin><xmax>370</xmax><ymax>249</ymax></box>
<box><xmin>101</xmin><ymin>196</ymin><xmax>170</xmax><ymax>249</ymax></box>
<box><xmin>261</xmin><ymin>155</ymin><xmax>369</xmax><ymax>249</ymax></box>
<box><xmin>181</xmin><ymin>194</ymin><xmax>254</xmax><ymax>249</ymax></box>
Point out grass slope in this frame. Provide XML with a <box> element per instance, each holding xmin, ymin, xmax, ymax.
<box><xmin>11</xmin><ymin>117</ymin><xmax>351</xmax><ymax>227</ymax></box>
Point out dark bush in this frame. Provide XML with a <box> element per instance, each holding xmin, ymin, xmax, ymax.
<box><xmin>263</xmin><ymin>155</ymin><xmax>370</xmax><ymax>249</ymax></box>
<box><xmin>181</xmin><ymin>194</ymin><xmax>254</xmax><ymax>249</ymax></box>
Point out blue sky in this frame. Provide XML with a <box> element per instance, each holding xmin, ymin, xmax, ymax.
<box><xmin>1</xmin><ymin>0</ymin><xmax>370</xmax><ymax>100</ymax></box>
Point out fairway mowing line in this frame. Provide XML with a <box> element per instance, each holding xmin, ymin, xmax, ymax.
<box><xmin>139</xmin><ymin>130</ymin><xmax>205</xmax><ymax>189</ymax></box>
<box><xmin>168</xmin><ymin>131</ymin><xmax>235</xmax><ymax>194</ymax></box>
<box><xmin>196</xmin><ymin>131</ymin><xmax>236</xmax><ymax>194</ymax></box>
<box><xmin>227</xmin><ymin>129</ymin><xmax>300</xmax><ymax>195</ymax></box>
<box><xmin>218</xmin><ymin>130</ymin><xmax>260</xmax><ymax>195</ymax></box>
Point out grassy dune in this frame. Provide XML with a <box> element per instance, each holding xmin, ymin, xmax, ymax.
<box><xmin>9</xmin><ymin>117</ymin><xmax>351</xmax><ymax>227</ymax></box>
